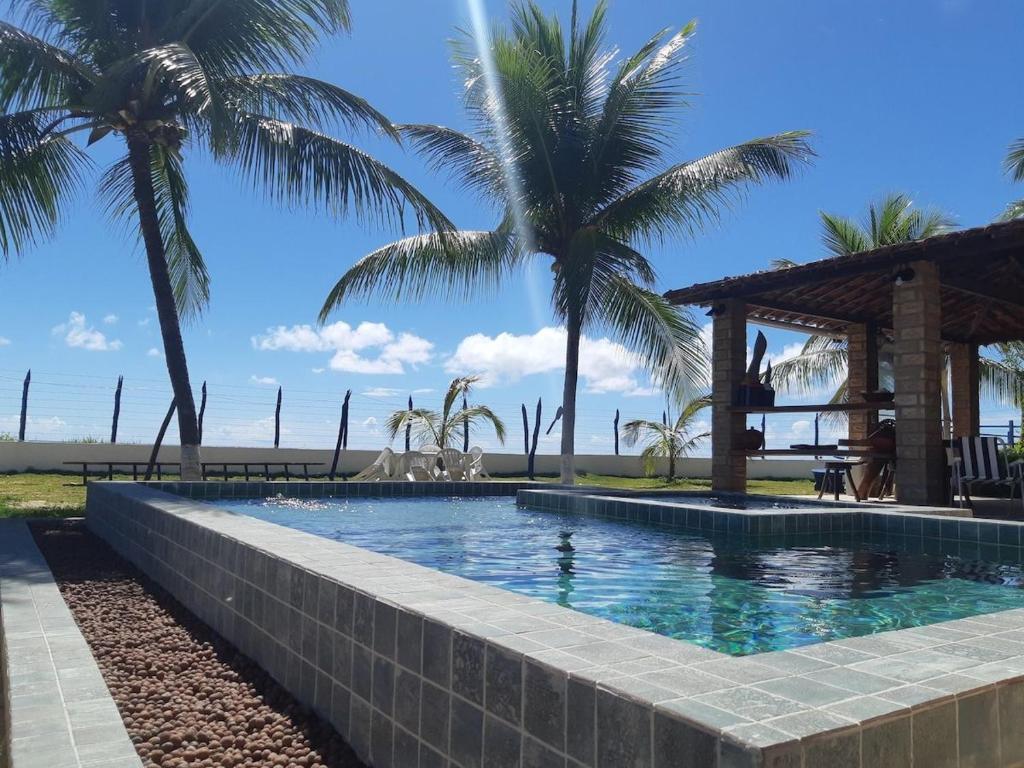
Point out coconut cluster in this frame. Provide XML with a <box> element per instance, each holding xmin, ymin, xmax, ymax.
<box><xmin>32</xmin><ymin>523</ymin><xmax>364</xmax><ymax>768</ymax></box>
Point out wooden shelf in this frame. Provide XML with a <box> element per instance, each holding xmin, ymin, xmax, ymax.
<box><xmin>730</xmin><ymin>402</ymin><xmax>894</xmax><ymax>414</ymax></box>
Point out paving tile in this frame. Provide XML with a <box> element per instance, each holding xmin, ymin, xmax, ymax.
<box><xmin>485</xmin><ymin>644</ymin><xmax>523</xmax><ymax>725</ymax></box>
<box><xmin>657</xmin><ymin>698</ymin><xmax>750</xmax><ymax>731</ymax></box>
<box><xmin>596</xmin><ymin>689</ymin><xmax>652</xmax><ymax>767</ymax></box>
<box><xmin>694</xmin><ymin>658</ymin><xmax>783</xmax><ymax>685</ymax></box>
<box><xmin>754</xmin><ymin>676</ymin><xmax>853</xmax><ymax>707</ymax></box>
<box><xmin>802</xmin><ymin>666</ymin><xmax>900</xmax><ymax>695</ymax></box>
<box><xmin>653</xmin><ymin>711</ymin><xmax>716</xmax><ymax>768</ymax></box>
<box><xmin>636</xmin><ymin>667</ymin><xmax>733</xmax><ymax>697</ymax></box>
<box><xmin>694</xmin><ymin>687</ymin><xmax>808</xmax><ymax>721</ymax></box>
<box><xmin>823</xmin><ymin>694</ymin><xmax>907</xmax><ymax>724</ymax></box>
<box><xmin>524</xmin><ymin>659</ymin><xmax>567</xmax><ymax>750</ymax></box>
<box><xmin>801</xmin><ymin>729</ymin><xmax>860</xmax><ymax>768</ymax></box>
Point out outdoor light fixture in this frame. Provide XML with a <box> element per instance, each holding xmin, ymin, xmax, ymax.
<box><xmin>893</xmin><ymin>267</ymin><xmax>916</xmax><ymax>285</ymax></box>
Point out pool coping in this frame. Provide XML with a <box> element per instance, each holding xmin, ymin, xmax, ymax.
<box><xmin>0</xmin><ymin>519</ymin><xmax>142</xmax><ymax>768</ymax></box>
<box><xmin>84</xmin><ymin>481</ymin><xmax>1024</xmax><ymax>767</ymax></box>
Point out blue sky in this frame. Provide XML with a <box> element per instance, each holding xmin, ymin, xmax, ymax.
<box><xmin>0</xmin><ymin>0</ymin><xmax>1022</xmax><ymax>452</ymax></box>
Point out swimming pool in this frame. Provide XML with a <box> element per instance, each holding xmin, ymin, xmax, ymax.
<box><xmin>218</xmin><ymin>495</ymin><xmax>1024</xmax><ymax>655</ymax></box>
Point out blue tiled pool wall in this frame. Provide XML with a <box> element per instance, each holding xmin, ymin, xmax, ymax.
<box><xmin>142</xmin><ymin>479</ymin><xmax>535</xmax><ymax>500</ymax></box>
<box><xmin>516</xmin><ymin>490</ymin><xmax>1024</xmax><ymax>557</ymax></box>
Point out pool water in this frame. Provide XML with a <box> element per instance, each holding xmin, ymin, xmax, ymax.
<box><xmin>218</xmin><ymin>496</ymin><xmax>1024</xmax><ymax>655</ymax></box>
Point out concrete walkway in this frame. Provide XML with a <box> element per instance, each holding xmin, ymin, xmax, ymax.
<box><xmin>0</xmin><ymin>520</ymin><xmax>140</xmax><ymax>768</ymax></box>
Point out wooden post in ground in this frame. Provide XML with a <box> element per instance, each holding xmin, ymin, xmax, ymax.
<box><xmin>197</xmin><ymin>381</ymin><xmax>207</xmax><ymax>445</ymax></box>
<box><xmin>145</xmin><ymin>399</ymin><xmax>177</xmax><ymax>481</ymax></box>
<box><xmin>405</xmin><ymin>396</ymin><xmax>412</xmax><ymax>451</ymax></box>
<box><xmin>110</xmin><ymin>375</ymin><xmax>123</xmax><ymax>443</ymax></box>
<box><xmin>274</xmin><ymin>386</ymin><xmax>283</xmax><ymax>448</ymax></box>
<box><xmin>18</xmin><ymin>369</ymin><xmax>30</xmax><ymax>441</ymax></box>
<box><xmin>521</xmin><ymin>405</ymin><xmax>529</xmax><ymax>455</ymax></box>
<box><xmin>614</xmin><ymin>409</ymin><xmax>620</xmax><ymax>455</ymax></box>
<box><xmin>462</xmin><ymin>394</ymin><xmax>470</xmax><ymax>452</ymax></box>
<box><xmin>528</xmin><ymin>398</ymin><xmax>542</xmax><ymax>480</ymax></box>
<box><xmin>330</xmin><ymin>390</ymin><xmax>352</xmax><ymax>480</ymax></box>
<box><xmin>546</xmin><ymin>406</ymin><xmax>563</xmax><ymax>436</ymax></box>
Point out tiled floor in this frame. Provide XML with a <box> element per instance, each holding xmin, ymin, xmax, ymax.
<box><xmin>0</xmin><ymin>520</ymin><xmax>140</xmax><ymax>768</ymax></box>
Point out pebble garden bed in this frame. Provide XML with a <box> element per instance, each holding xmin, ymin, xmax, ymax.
<box><xmin>30</xmin><ymin>521</ymin><xmax>366</xmax><ymax>768</ymax></box>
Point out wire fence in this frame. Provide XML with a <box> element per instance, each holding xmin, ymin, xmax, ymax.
<box><xmin>0</xmin><ymin>367</ymin><xmax>660</xmax><ymax>454</ymax></box>
<box><xmin>1</xmin><ymin>366</ymin><xmax>1017</xmax><ymax>454</ymax></box>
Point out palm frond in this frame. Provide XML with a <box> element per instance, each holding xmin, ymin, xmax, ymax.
<box><xmin>820</xmin><ymin>212</ymin><xmax>869</xmax><ymax>257</ymax></box>
<box><xmin>589</xmin><ymin>275</ymin><xmax>707</xmax><ymax>402</ymax></box>
<box><xmin>1005</xmin><ymin>138</ymin><xmax>1024</xmax><ymax>183</ymax></box>
<box><xmin>228</xmin><ymin>113</ymin><xmax>452</xmax><ymax>234</ymax></box>
<box><xmin>771</xmin><ymin>257</ymin><xmax>800</xmax><ymax>270</ymax></box>
<box><xmin>319</xmin><ymin>229</ymin><xmax>522</xmax><ymax>320</ymax></box>
<box><xmin>0</xmin><ymin>21</ymin><xmax>94</xmax><ymax>110</ymax></box>
<box><xmin>385</xmin><ymin>407</ymin><xmax>440</xmax><ymax>445</ymax></box>
<box><xmin>0</xmin><ymin>110</ymin><xmax>87</xmax><ymax>254</ymax></box>
<box><xmin>595</xmin><ymin>132</ymin><xmax>814</xmax><ymax>244</ymax></box>
<box><xmin>1000</xmin><ymin>200</ymin><xmax>1024</xmax><ymax>222</ymax></box>
<box><xmin>169</xmin><ymin>0</ymin><xmax>351</xmax><ymax>73</ymax></box>
<box><xmin>221</xmin><ymin>74</ymin><xmax>398</xmax><ymax>138</ymax></box>
<box><xmin>980</xmin><ymin>355</ymin><xmax>1024</xmax><ymax>409</ymax></box>
<box><xmin>771</xmin><ymin>343</ymin><xmax>848</xmax><ymax>396</ymax></box>
<box><xmin>453</xmin><ymin>404</ymin><xmax>506</xmax><ymax>445</ymax></box>
<box><xmin>400</xmin><ymin>124</ymin><xmax>504</xmax><ymax>201</ymax></box>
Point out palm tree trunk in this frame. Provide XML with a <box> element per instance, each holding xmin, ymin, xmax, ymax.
<box><xmin>126</xmin><ymin>137</ymin><xmax>202</xmax><ymax>480</ymax></box>
<box><xmin>668</xmin><ymin>444</ymin><xmax>676</xmax><ymax>482</ymax></box>
<box><xmin>560</xmin><ymin>309</ymin><xmax>582</xmax><ymax>484</ymax></box>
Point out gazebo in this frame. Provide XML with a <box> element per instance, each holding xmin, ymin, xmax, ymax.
<box><xmin>665</xmin><ymin>219</ymin><xmax>1024</xmax><ymax>506</ymax></box>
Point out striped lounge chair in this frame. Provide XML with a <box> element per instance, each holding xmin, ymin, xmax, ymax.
<box><xmin>951</xmin><ymin>436</ymin><xmax>1024</xmax><ymax>511</ymax></box>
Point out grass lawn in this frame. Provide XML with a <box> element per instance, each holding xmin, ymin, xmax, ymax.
<box><xmin>0</xmin><ymin>471</ymin><xmax>816</xmax><ymax>519</ymax></box>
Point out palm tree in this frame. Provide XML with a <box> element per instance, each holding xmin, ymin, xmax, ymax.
<box><xmin>0</xmin><ymin>0</ymin><xmax>448</xmax><ymax>478</ymax></box>
<box><xmin>981</xmin><ymin>341</ymin><xmax>1024</xmax><ymax>430</ymax></box>
<box><xmin>772</xmin><ymin>194</ymin><xmax>953</xmax><ymax>409</ymax></box>
<box><xmin>1002</xmin><ymin>138</ymin><xmax>1024</xmax><ymax>220</ymax></box>
<box><xmin>386</xmin><ymin>376</ymin><xmax>506</xmax><ymax>449</ymax></box>
<box><xmin>321</xmin><ymin>1</ymin><xmax>813</xmax><ymax>483</ymax></box>
<box><xmin>622</xmin><ymin>394</ymin><xmax>710</xmax><ymax>480</ymax></box>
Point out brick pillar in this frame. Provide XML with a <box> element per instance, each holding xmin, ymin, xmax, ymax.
<box><xmin>847</xmin><ymin>322</ymin><xmax>879</xmax><ymax>441</ymax></box>
<box><xmin>711</xmin><ymin>299</ymin><xmax>747</xmax><ymax>492</ymax></box>
<box><xmin>950</xmin><ymin>343</ymin><xmax>980</xmax><ymax>438</ymax></box>
<box><xmin>892</xmin><ymin>260</ymin><xmax>945</xmax><ymax>505</ymax></box>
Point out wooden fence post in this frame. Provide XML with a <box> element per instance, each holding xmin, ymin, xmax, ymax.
<box><xmin>110</xmin><ymin>375</ymin><xmax>123</xmax><ymax>444</ymax></box>
<box><xmin>330</xmin><ymin>389</ymin><xmax>352</xmax><ymax>480</ymax></box>
<box><xmin>197</xmin><ymin>381</ymin><xmax>207</xmax><ymax>445</ymax></box>
<box><xmin>528</xmin><ymin>398</ymin><xmax>542</xmax><ymax>480</ymax></box>
<box><xmin>145</xmin><ymin>399</ymin><xmax>176</xmax><ymax>481</ymax></box>
<box><xmin>274</xmin><ymin>386</ymin><xmax>282</xmax><ymax>448</ymax></box>
<box><xmin>462</xmin><ymin>393</ymin><xmax>469</xmax><ymax>452</ymax></box>
<box><xmin>405</xmin><ymin>396</ymin><xmax>412</xmax><ymax>451</ymax></box>
<box><xmin>18</xmin><ymin>369</ymin><xmax>29</xmax><ymax>441</ymax></box>
<box><xmin>545</xmin><ymin>406</ymin><xmax>564</xmax><ymax>435</ymax></box>
<box><xmin>613</xmin><ymin>409</ymin><xmax>620</xmax><ymax>456</ymax></box>
<box><xmin>521</xmin><ymin>405</ymin><xmax>529</xmax><ymax>455</ymax></box>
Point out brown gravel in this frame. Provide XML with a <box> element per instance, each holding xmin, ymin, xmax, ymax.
<box><xmin>31</xmin><ymin>521</ymin><xmax>366</xmax><ymax>768</ymax></box>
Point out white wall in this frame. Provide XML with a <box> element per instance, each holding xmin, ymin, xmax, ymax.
<box><xmin>0</xmin><ymin>441</ymin><xmax>819</xmax><ymax>479</ymax></box>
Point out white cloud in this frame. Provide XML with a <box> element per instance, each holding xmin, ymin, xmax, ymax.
<box><xmin>146</xmin><ymin>347</ymin><xmax>162</xmax><ymax>358</ymax></box>
<box><xmin>52</xmin><ymin>312</ymin><xmax>122</xmax><ymax>352</ymax></box>
<box><xmin>0</xmin><ymin>337</ymin><xmax>10</xmax><ymax>346</ymax></box>
<box><xmin>0</xmin><ymin>414</ymin><xmax>66</xmax><ymax>437</ymax></box>
<box><xmin>212</xmin><ymin>416</ymin><xmax>285</xmax><ymax>444</ymax></box>
<box><xmin>362</xmin><ymin>416</ymin><xmax>378</xmax><ymax>427</ymax></box>
<box><xmin>253</xmin><ymin>320</ymin><xmax>433</xmax><ymax>375</ymax></box>
<box><xmin>791</xmin><ymin>419</ymin><xmax>812</xmax><ymax>438</ymax></box>
<box><xmin>312</xmin><ymin>368</ymin><xmax>325</xmax><ymax>374</ymax></box>
<box><xmin>363</xmin><ymin>387</ymin><xmax>401</xmax><ymax>398</ymax></box>
<box><xmin>103</xmin><ymin>314</ymin><xmax>118</xmax><ymax>325</ymax></box>
<box><xmin>250</xmin><ymin>375</ymin><xmax>278</xmax><ymax>386</ymax></box>
<box><xmin>446</xmin><ymin>326</ymin><xmax>660</xmax><ymax>397</ymax></box>
<box><xmin>412</xmin><ymin>388</ymin><xmax>434</xmax><ymax>394</ymax></box>
<box><xmin>138</xmin><ymin>317</ymin><xmax>150</xmax><ymax>327</ymax></box>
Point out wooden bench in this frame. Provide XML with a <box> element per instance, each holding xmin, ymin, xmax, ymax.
<box><xmin>200</xmin><ymin>462</ymin><xmax>326</xmax><ymax>481</ymax></box>
<box><xmin>63</xmin><ymin>461</ymin><xmax>181</xmax><ymax>484</ymax></box>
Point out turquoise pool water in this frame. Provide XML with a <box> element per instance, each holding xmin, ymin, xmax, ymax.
<box><xmin>219</xmin><ymin>496</ymin><xmax>1024</xmax><ymax>655</ymax></box>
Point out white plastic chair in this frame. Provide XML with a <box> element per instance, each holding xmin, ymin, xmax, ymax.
<box><xmin>466</xmin><ymin>446</ymin><xmax>491</xmax><ymax>480</ymax></box>
<box><xmin>351</xmin><ymin>448</ymin><xmax>394</xmax><ymax>481</ymax></box>
<box><xmin>398</xmin><ymin>451</ymin><xmax>436</xmax><ymax>482</ymax></box>
<box><xmin>437</xmin><ymin>448</ymin><xmax>468</xmax><ymax>481</ymax></box>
